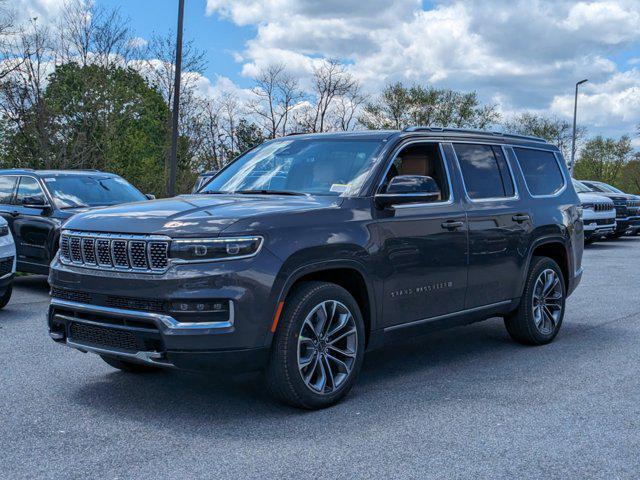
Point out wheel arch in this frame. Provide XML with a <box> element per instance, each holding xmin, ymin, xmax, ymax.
<box><xmin>271</xmin><ymin>260</ymin><xmax>377</xmax><ymax>347</ymax></box>
<box><xmin>526</xmin><ymin>237</ymin><xmax>571</xmax><ymax>292</ymax></box>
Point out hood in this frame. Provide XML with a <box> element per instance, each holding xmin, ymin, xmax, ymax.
<box><xmin>589</xmin><ymin>192</ymin><xmax>636</xmax><ymax>203</ymax></box>
<box><xmin>63</xmin><ymin>194</ymin><xmax>342</xmax><ymax>237</ymax></box>
<box><xmin>577</xmin><ymin>192</ymin><xmax>613</xmax><ymax>205</ymax></box>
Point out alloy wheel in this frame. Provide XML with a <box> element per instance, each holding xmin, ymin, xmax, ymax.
<box><xmin>532</xmin><ymin>268</ymin><xmax>563</xmax><ymax>335</ymax></box>
<box><xmin>297</xmin><ymin>300</ymin><xmax>358</xmax><ymax>395</ymax></box>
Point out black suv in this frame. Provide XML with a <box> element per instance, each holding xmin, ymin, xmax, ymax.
<box><xmin>48</xmin><ymin>128</ymin><xmax>583</xmax><ymax>409</ymax></box>
<box><xmin>0</xmin><ymin>170</ymin><xmax>150</xmax><ymax>274</ymax></box>
<box><xmin>579</xmin><ymin>180</ymin><xmax>640</xmax><ymax>237</ymax></box>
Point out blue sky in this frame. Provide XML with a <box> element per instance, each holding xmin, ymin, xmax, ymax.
<box><xmin>15</xmin><ymin>0</ymin><xmax>640</xmax><ymax>145</ymax></box>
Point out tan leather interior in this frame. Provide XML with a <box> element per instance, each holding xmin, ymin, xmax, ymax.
<box><xmin>397</xmin><ymin>153</ymin><xmax>433</xmax><ymax>176</ymax></box>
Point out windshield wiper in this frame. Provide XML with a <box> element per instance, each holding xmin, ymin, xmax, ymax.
<box><xmin>233</xmin><ymin>189</ymin><xmax>305</xmax><ymax>196</ymax></box>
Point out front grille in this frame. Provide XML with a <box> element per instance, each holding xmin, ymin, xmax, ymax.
<box><xmin>50</xmin><ymin>287</ymin><xmax>91</xmax><ymax>303</ymax></box>
<box><xmin>594</xmin><ymin>203</ymin><xmax>613</xmax><ymax>212</ymax></box>
<box><xmin>69</xmin><ymin>323</ymin><xmax>138</xmax><ymax>351</ymax></box>
<box><xmin>594</xmin><ymin>218</ymin><xmax>614</xmax><ymax>226</ymax></box>
<box><xmin>0</xmin><ymin>256</ymin><xmax>14</xmax><ymax>277</ymax></box>
<box><xmin>105</xmin><ymin>296</ymin><xmax>166</xmax><ymax>313</ymax></box>
<box><xmin>59</xmin><ymin>231</ymin><xmax>170</xmax><ymax>273</ymax></box>
<box><xmin>51</xmin><ymin>287</ymin><xmax>167</xmax><ymax>313</ymax></box>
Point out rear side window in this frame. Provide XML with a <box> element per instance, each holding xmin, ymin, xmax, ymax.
<box><xmin>453</xmin><ymin>144</ymin><xmax>515</xmax><ymax>199</ymax></box>
<box><xmin>0</xmin><ymin>176</ymin><xmax>17</xmax><ymax>204</ymax></box>
<box><xmin>513</xmin><ymin>148</ymin><xmax>565</xmax><ymax>196</ymax></box>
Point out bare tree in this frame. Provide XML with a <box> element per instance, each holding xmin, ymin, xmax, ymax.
<box><xmin>0</xmin><ymin>18</ymin><xmax>54</xmax><ymax>168</ymax></box>
<box><xmin>333</xmin><ymin>83</ymin><xmax>367</xmax><ymax>131</ymax></box>
<box><xmin>142</xmin><ymin>33</ymin><xmax>206</xmax><ymax>106</ymax></box>
<box><xmin>55</xmin><ymin>0</ymin><xmax>136</xmax><ymax>68</ymax></box>
<box><xmin>310</xmin><ymin>59</ymin><xmax>357</xmax><ymax>133</ymax></box>
<box><xmin>248</xmin><ymin>64</ymin><xmax>302</xmax><ymax>138</ymax></box>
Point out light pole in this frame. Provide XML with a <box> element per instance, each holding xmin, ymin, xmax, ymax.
<box><xmin>168</xmin><ymin>0</ymin><xmax>185</xmax><ymax>197</ymax></box>
<box><xmin>570</xmin><ymin>78</ymin><xmax>588</xmax><ymax>175</ymax></box>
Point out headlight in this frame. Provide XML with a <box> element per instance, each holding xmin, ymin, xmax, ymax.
<box><xmin>170</xmin><ymin>236</ymin><xmax>263</xmax><ymax>262</ymax></box>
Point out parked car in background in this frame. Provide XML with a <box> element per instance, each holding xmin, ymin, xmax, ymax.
<box><xmin>0</xmin><ymin>170</ymin><xmax>151</xmax><ymax>274</ymax></box>
<box><xmin>572</xmin><ymin>180</ymin><xmax>616</xmax><ymax>244</ymax></box>
<box><xmin>0</xmin><ymin>216</ymin><xmax>16</xmax><ymax>309</ymax></box>
<box><xmin>192</xmin><ymin>170</ymin><xmax>218</xmax><ymax>193</ymax></box>
<box><xmin>47</xmin><ymin>127</ymin><xmax>583</xmax><ymax>409</ymax></box>
<box><xmin>579</xmin><ymin>180</ymin><xmax>640</xmax><ymax>237</ymax></box>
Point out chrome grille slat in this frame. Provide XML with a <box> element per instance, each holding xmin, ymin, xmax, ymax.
<box><xmin>59</xmin><ymin>231</ymin><xmax>170</xmax><ymax>274</ymax></box>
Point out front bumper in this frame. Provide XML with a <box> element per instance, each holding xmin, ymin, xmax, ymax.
<box><xmin>615</xmin><ymin>216</ymin><xmax>640</xmax><ymax>233</ymax></box>
<box><xmin>47</xmin><ymin>249</ymin><xmax>283</xmax><ymax>372</ymax></box>
<box><xmin>48</xmin><ymin>299</ymin><xmax>269</xmax><ymax>371</ymax></box>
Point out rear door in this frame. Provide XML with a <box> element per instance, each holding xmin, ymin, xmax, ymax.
<box><xmin>450</xmin><ymin>143</ymin><xmax>531</xmax><ymax>309</ymax></box>
<box><xmin>12</xmin><ymin>176</ymin><xmax>58</xmax><ymax>270</ymax></box>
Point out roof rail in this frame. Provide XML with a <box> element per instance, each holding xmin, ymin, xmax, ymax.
<box><xmin>401</xmin><ymin>126</ymin><xmax>547</xmax><ymax>143</ymax></box>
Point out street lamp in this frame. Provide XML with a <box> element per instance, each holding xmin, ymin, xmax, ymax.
<box><xmin>570</xmin><ymin>78</ymin><xmax>588</xmax><ymax>175</ymax></box>
<box><xmin>168</xmin><ymin>0</ymin><xmax>185</xmax><ymax>197</ymax></box>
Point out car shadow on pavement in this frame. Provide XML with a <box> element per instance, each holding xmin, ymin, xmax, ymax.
<box><xmin>68</xmin><ymin>315</ymin><xmax>627</xmax><ymax>436</ymax></box>
<box><xmin>13</xmin><ymin>274</ymin><xmax>49</xmax><ymax>291</ymax></box>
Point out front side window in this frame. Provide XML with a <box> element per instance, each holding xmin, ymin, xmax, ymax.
<box><xmin>513</xmin><ymin>147</ymin><xmax>564</xmax><ymax>196</ymax></box>
<box><xmin>0</xmin><ymin>176</ymin><xmax>17</xmax><ymax>204</ymax></box>
<box><xmin>15</xmin><ymin>177</ymin><xmax>47</xmax><ymax>205</ymax></box>
<box><xmin>202</xmin><ymin>139</ymin><xmax>384</xmax><ymax>196</ymax></box>
<box><xmin>43</xmin><ymin>176</ymin><xmax>146</xmax><ymax>209</ymax></box>
<box><xmin>454</xmin><ymin>144</ymin><xmax>515</xmax><ymax>199</ymax></box>
<box><xmin>382</xmin><ymin>143</ymin><xmax>450</xmax><ymax>201</ymax></box>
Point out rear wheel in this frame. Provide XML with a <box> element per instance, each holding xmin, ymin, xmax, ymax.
<box><xmin>505</xmin><ymin>256</ymin><xmax>566</xmax><ymax>345</ymax></box>
<box><xmin>265</xmin><ymin>281</ymin><xmax>365</xmax><ymax>409</ymax></box>
<box><xmin>100</xmin><ymin>355</ymin><xmax>162</xmax><ymax>373</ymax></box>
<box><xmin>0</xmin><ymin>285</ymin><xmax>12</xmax><ymax>309</ymax></box>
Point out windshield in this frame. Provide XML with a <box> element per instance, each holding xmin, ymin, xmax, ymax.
<box><xmin>201</xmin><ymin>139</ymin><xmax>384</xmax><ymax>196</ymax></box>
<box><xmin>595</xmin><ymin>182</ymin><xmax>623</xmax><ymax>194</ymax></box>
<box><xmin>43</xmin><ymin>176</ymin><xmax>146</xmax><ymax>209</ymax></box>
<box><xmin>572</xmin><ymin>180</ymin><xmax>592</xmax><ymax>193</ymax></box>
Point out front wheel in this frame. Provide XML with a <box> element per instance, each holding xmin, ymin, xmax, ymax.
<box><xmin>0</xmin><ymin>285</ymin><xmax>12</xmax><ymax>309</ymax></box>
<box><xmin>265</xmin><ymin>281</ymin><xmax>365</xmax><ymax>409</ymax></box>
<box><xmin>505</xmin><ymin>256</ymin><xmax>566</xmax><ymax>345</ymax></box>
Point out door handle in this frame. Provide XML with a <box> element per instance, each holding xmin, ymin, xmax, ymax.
<box><xmin>441</xmin><ymin>220</ymin><xmax>464</xmax><ymax>231</ymax></box>
<box><xmin>512</xmin><ymin>214</ymin><xmax>530</xmax><ymax>223</ymax></box>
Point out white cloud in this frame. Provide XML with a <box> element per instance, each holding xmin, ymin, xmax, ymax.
<box><xmin>206</xmin><ymin>0</ymin><xmax>640</xmax><ymax>139</ymax></box>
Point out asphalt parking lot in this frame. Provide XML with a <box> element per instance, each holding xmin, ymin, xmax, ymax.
<box><xmin>2</xmin><ymin>238</ymin><xmax>640</xmax><ymax>479</ymax></box>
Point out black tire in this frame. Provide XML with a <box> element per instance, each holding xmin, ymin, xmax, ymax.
<box><xmin>0</xmin><ymin>285</ymin><xmax>12</xmax><ymax>309</ymax></box>
<box><xmin>100</xmin><ymin>355</ymin><xmax>162</xmax><ymax>373</ymax></box>
<box><xmin>265</xmin><ymin>281</ymin><xmax>365</xmax><ymax>409</ymax></box>
<box><xmin>504</xmin><ymin>256</ymin><xmax>566</xmax><ymax>346</ymax></box>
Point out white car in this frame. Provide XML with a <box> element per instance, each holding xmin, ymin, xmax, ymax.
<box><xmin>573</xmin><ymin>180</ymin><xmax>616</xmax><ymax>243</ymax></box>
<box><xmin>0</xmin><ymin>216</ymin><xmax>16</xmax><ymax>309</ymax></box>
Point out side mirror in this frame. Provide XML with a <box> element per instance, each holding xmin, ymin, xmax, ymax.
<box><xmin>375</xmin><ymin>175</ymin><xmax>441</xmax><ymax>208</ymax></box>
<box><xmin>22</xmin><ymin>196</ymin><xmax>49</xmax><ymax>209</ymax></box>
<box><xmin>145</xmin><ymin>193</ymin><xmax>156</xmax><ymax>200</ymax></box>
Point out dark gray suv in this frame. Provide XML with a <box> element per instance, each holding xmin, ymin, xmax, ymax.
<box><xmin>48</xmin><ymin>127</ymin><xmax>584</xmax><ymax>409</ymax></box>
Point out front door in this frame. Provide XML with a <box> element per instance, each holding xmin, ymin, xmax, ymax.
<box><xmin>12</xmin><ymin>176</ymin><xmax>58</xmax><ymax>270</ymax></box>
<box><xmin>376</xmin><ymin>142</ymin><xmax>469</xmax><ymax>328</ymax></box>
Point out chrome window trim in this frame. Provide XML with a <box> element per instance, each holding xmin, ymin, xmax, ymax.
<box><xmin>509</xmin><ymin>145</ymin><xmax>568</xmax><ymax>199</ymax></box>
<box><xmin>448</xmin><ymin>142</ymin><xmax>520</xmax><ymax>203</ymax></box>
<box><xmin>374</xmin><ymin>141</ymin><xmax>455</xmax><ymax>208</ymax></box>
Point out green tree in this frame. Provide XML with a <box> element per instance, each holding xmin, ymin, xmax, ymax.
<box><xmin>618</xmin><ymin>156</ymin><xmax>640</xmax><ymax>194</ymax></box>
<box><xmin>502</xmin><ymin>113</ymin><xmax>586</xmax><ymax>160</ymax></box>
<box><xmin>2</xmin><ymin>63</ymin><xmax>171</xmax><ymax>196</ymax></box>
<box><xmin>573</xmin><ymin>135</ymin><xmax>633</xmax><ymax>185</ymax></box>
<box><xmin>359</xmin><ymin>82</ymin><xmax>499</xmax><ymax>130</ymax></box>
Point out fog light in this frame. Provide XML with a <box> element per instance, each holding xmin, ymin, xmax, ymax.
<box><xmin>169</xmin><ymin>300</ymin><xmax>230</xmax><ymax>314</ymax></box>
